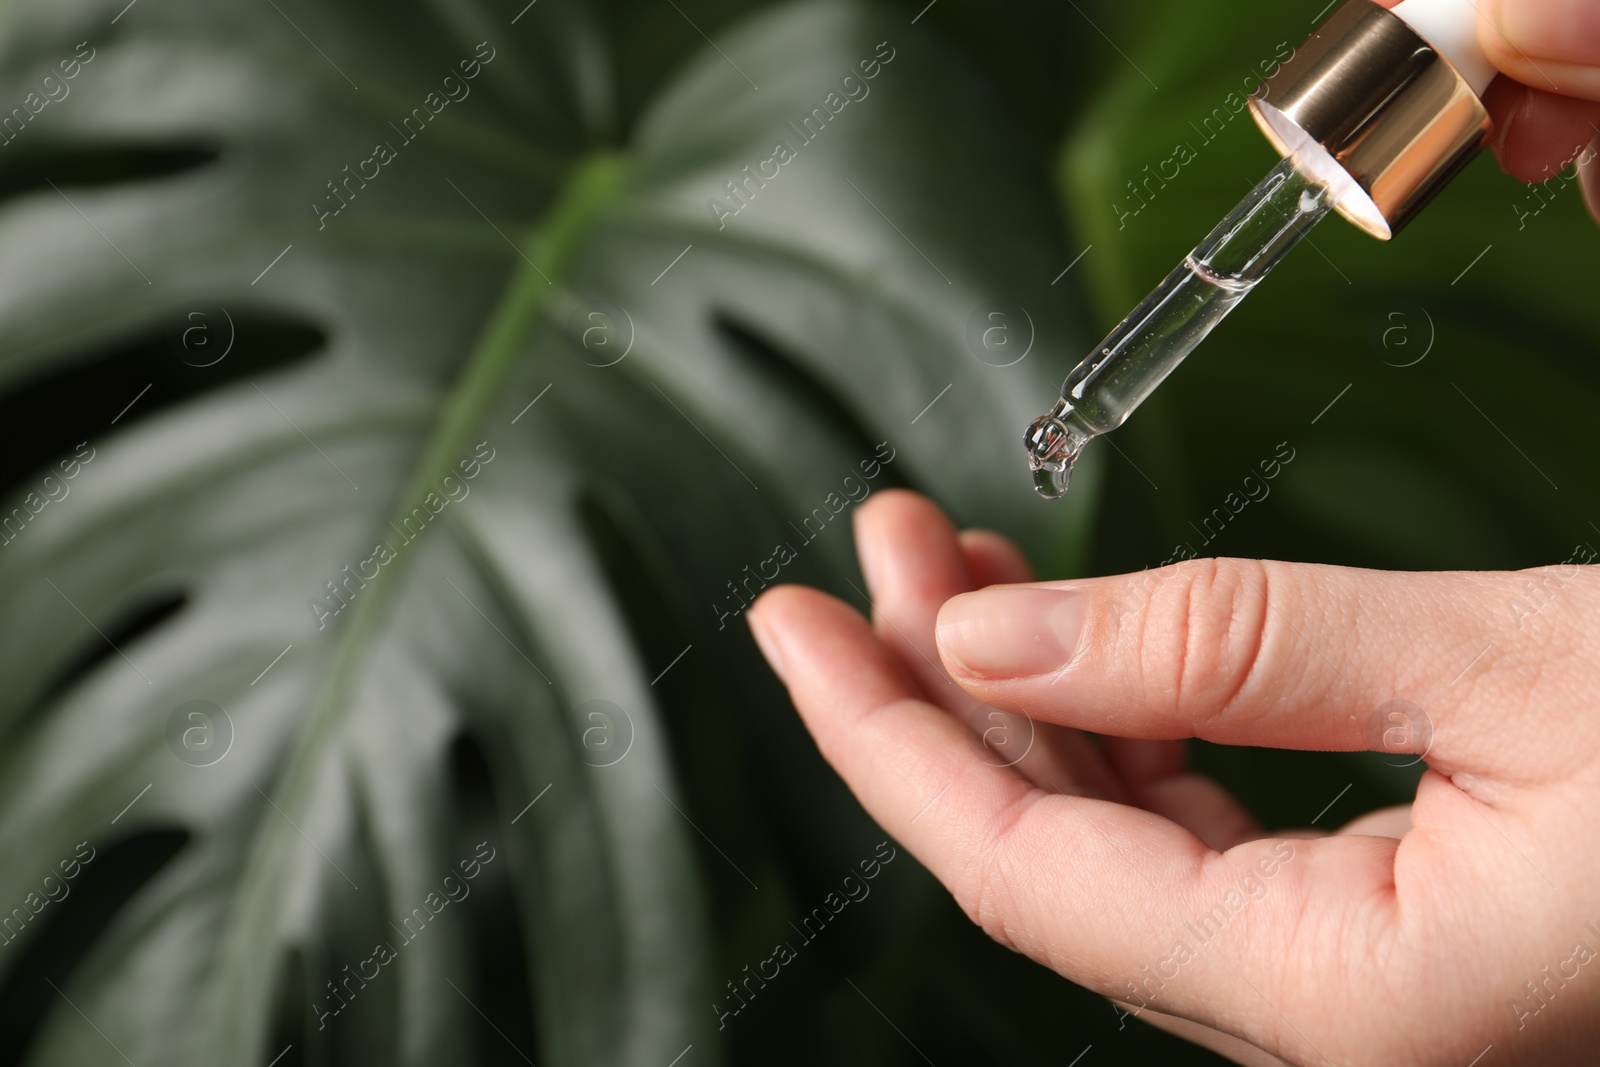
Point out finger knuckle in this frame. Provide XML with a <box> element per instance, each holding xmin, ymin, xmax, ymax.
<box><xmin>1137</xmin><ymin>558</ymin><xmax>1273</xmax><ymax>732</ymax></box>
<box><xmin>959</xmin><ymin>791</ymin><xmax>1041</xmax><ymax>957</ymax></box>
<box><xmin>966</xmin><ymin>857</ymin><xmax>1026</xmax><ymax>955</ymax></box>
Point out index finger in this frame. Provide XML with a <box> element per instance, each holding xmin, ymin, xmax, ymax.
<box><xmin>747</xmin><ymin>584</ymin><xmax>1399</xmax><ymax>1057</ymax></box>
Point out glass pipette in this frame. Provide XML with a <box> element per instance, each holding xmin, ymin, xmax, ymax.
<box><xmin>1024</xmin><ymin>155</ymin><xmax>1333</xmax><ymax>499</ymax></box>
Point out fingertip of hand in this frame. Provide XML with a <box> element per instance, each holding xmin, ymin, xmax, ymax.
<box><xmin>956</xmin><ymin>528</ymin><xmax>1035</xmax><ymax>587</ymax></box>
<box><xmin>934</xmin><ymin>584</ymin><xmax>1088</xmax><ymax>682</ymax></box>
<box><xmin>851</xmin><ymin>487</ymin><xmax>927</xmax><ymax>550</ymax></box>
<box><xmin>747</xmin><ymin>617</ymin><xmax>787</xmax><ymax>683</ymax></box>
<box><xmin>852</xmin><ymin>490</ymin><xmax>907</xmax><ymax>598</ymax></box>
<box><xmin>1484</xmin><ymin>75</ymin><xmax>1529</xmax><ymax>173</ymax></box>
<box><xmin>852</xmin><ymin>489</ymin><xmax>969</xmax><ymax>605</ymax></box>
<box><xmin>932</xmin><ymin>590</ymin><xmax>976</xmax><ymax>677</ymax></box>
<box><xmin>747</xmin><ymin>585</ymin><xmax>813</xmax><ymax>681</ymax></box>
<box><xmin>854</xmin><ymin>485</ymin><xmax>921</xmax><ymax>517</ymax></box>
<box><xmin>747</xmin><ymin>583</ymin><xmax>824</xmax><ymax>627</ymax></box>
<box><xmin>1478</xmin><ymin>0</ymin><xmax>1509</xmax><ymax>48</ymax></box>
<box><xmin>853</xmin><ymin>488</ymin><xmax>944</xmax><ymax>542</ymax></box>
<box><xmin>1478</xmin><ymin>0</ymin><xmax>1600</xmax><ymax>105</ymax></box>
<box><xmin>1484</xmin><ymin>78</ymin><xmax>1600</xmax><ymax>181</ymax></box>
<box><xmin>1476</xmin><ymin>0</ymin><xmax>1537</xmax><ymax>70</ymax></box>
<box><xmin>1583</xmin><ymin>149</ymin><xmax>1600</xmax><ymax>222</ymax></box>
<box><xmin>748</xmin><ymin>584</ymin><xmax>883</xmax><ymax>683</ymax></box>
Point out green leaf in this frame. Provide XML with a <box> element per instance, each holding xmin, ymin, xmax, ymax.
<box><xmin>0</xmin><ymin>1</ymin><xmax>1090</xmax><ymax>1063</ymax></box>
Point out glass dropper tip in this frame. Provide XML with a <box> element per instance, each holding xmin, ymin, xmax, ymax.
<box><xmin>1024</xmin><ymin>403</ymin><xmax>1089</xmax><ymax>500</ymax></box>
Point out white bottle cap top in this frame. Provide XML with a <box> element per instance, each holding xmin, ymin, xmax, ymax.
<box><xmin>1390</xmin><ymin>0</ymin><xmax>1497</xmax><ymax>95</ymax></box>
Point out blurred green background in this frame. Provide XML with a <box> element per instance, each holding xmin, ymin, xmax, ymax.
<box><xmin>0</xmin><ymin>0</ymin><xmax>1592</xmax><ymax>1063</ymax></box>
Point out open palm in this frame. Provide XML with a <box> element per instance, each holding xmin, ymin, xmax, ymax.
<box><xmin>749</xmin><ymin>489</ymin><xmax>1600</xmax><ymax>1067</ymax></box>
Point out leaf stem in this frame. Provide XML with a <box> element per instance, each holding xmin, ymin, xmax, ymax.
<box><xmin>260</xmin><ymin>151</ymin><xmax>627</xmax><ymax>884</ymax></box>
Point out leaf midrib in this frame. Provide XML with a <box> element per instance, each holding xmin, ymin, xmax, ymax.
<box><xmin>211</xmin><ymin>150</ymin><xmax>628</xmax><ymax>1047</ymax></box>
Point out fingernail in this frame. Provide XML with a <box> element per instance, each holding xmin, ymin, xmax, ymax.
<box><xmin>1582</xmin><ymin>139</ymin><xmax>1600</xmax><ymax>223</ymax></box>
<box><xmin>747</xmin><ymin>608</ymin><xmax>788</xmax><ymax>682</ymax></box>
<box><xmin>1488</xmin><ymin>81</ymin><xmax>1525</xmax><ymax>165</ymax></box>
<box><xmin>1489</xmin><ymin>0</ymin><xmax>1600</xmax><ymax>67</ymax></box>
<box><xmin>936</xmin><ymin>587</ymin><xmax>1087</xmax><ymax>679</ymax></box>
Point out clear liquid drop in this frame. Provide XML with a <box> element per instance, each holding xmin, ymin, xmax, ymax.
<box><xmin>1032</xmin><ymin>464</ymin><xmax>1072</xmax><ymax>499</ymax></box>
<box><xmin>1024</xmin><ymin>403</ymin><xmax>1086</xmax><ymax>500</ymax></box>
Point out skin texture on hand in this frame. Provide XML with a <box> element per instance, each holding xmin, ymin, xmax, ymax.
<box><xmin>747</xmin><ymin>490</ymin><xmax>1600</xmax><ymax>1067</ymax></box>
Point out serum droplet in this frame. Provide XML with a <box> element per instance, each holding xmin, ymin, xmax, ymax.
<box><xmin>1023</xmin><ymin>406</ymin><xmax>1085</xmax><ymax>500</ymax></box>
<box><xmin>1032</xmin><ymin>464</ymin><xmax>1071</xmax><ymax>499</ymax></box>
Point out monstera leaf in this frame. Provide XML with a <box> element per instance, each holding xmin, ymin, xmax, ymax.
<box><xmin>0</xmin><ymin>0</ymin><xmax>1092</xmax><ymax>1064</ymax></box>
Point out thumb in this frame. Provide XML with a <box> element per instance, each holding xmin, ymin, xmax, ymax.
<box><xmin>934</xmin><ymin>557</ymin><xmax>1600</xmax><ymax>777</ymax></box>
<box><xmin>1481</xmin><ymin>0</ymin><xmax>1600</xmax><ymax>100</ymax></box>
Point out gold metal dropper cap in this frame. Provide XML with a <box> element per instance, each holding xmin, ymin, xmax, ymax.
<box><xmin>1248</xmin><ymin>0</ymin><xmax>1492</xmax><ymax>239</ymax></box>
